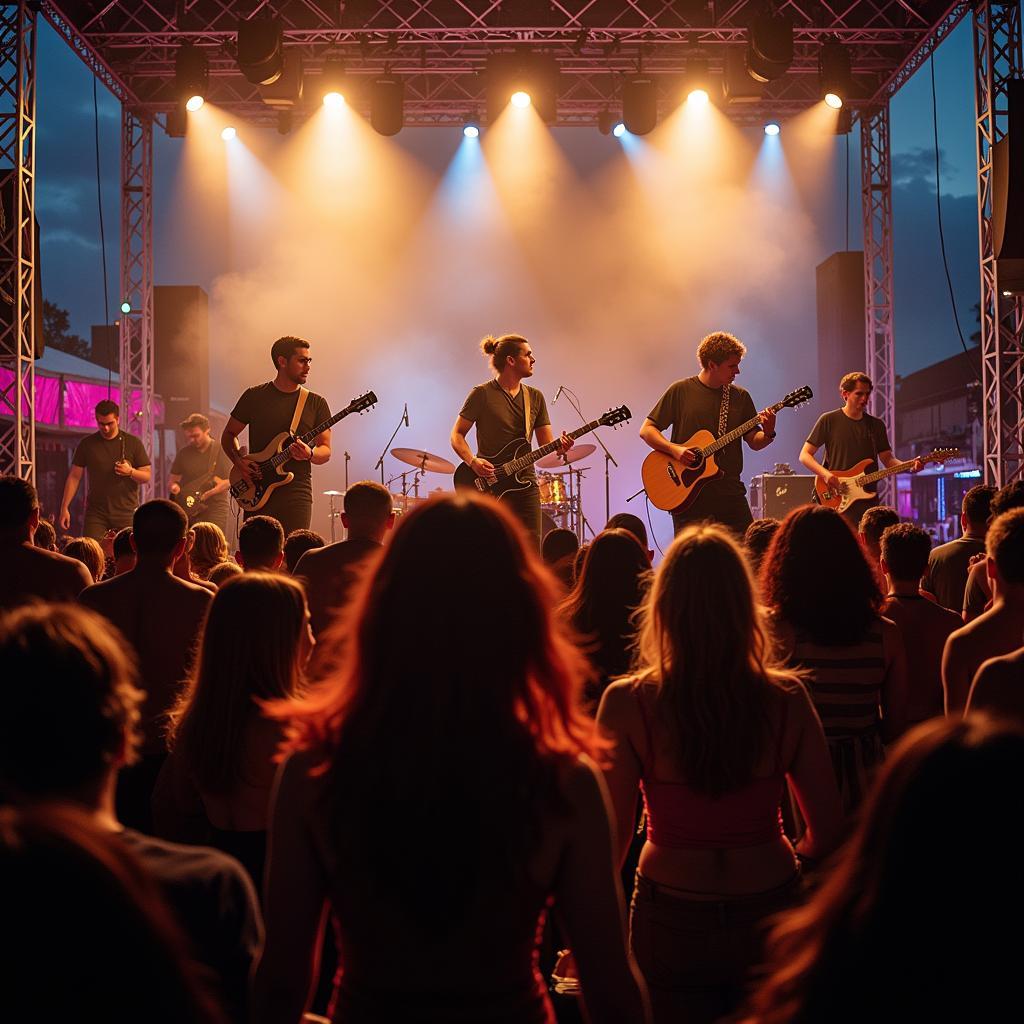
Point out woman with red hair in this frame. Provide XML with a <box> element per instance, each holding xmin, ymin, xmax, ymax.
<box><xmin>253</xmin><ymin>494</ymin><xmax>648</xmax><ymax>1024</ymax></box>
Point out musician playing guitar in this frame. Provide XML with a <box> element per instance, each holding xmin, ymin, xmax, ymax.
<box><xmin>799</xmin><ymin>372</ymin><xmax>921</xmax><ymax>528</ymax></box>
<box><xmin>450</xmin><ymin>334</ymin><xmax>572</xmax><ymax>549</ymax></box>
<box><xmin>639</xmin><ymin>331</ymin><xmax>777</xmax><ymax>536</ymax></box>
<box><xmin>221</xmin><ymin>336</ymin><xmax>332</xmax><ymax>536</ymax></box>
<box><xmin>169</xmin><ymin>413</ymin><xmax>233</xmax><ymax>531</ymax></box>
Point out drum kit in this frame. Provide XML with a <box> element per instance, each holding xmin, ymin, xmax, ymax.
<box><xmin>325</xmin><ymin>441</ymin><xmax>597</xmax><ymax>542</ymax></box>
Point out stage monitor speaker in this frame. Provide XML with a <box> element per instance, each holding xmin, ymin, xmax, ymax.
<box><xmin>757</xmin><ymin>473</ymin><xmax>816</xmax><ymax>519</ymax></box>
<box><xmin>993</xmin><ymin>78</ymin><xmax>1024</xmax><ymax>294</ymax></box>
<box><xmin>154</xmin><ymin>285</ymin><xmax>209</xmax><ymax>427</ymax></box>
<box><xmin>815</xmin><ymin>251</ymin><xmax>864</xmax><ymax>405</ymax></box>
<box><xmin>0</xmin><ymin>175</ymin><xmax>45</xmax><ymax>358</ymax></box>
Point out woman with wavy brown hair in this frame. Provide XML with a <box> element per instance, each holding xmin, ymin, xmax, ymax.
<box><xmin>744</xmin><ymin>715</ymin><xmax>1024</xmax><ymax>1023</ymax></box>
<box><xmin>759</xmin><ymin>505</ymin><xmax>909</xmax><ymax>814</ymax></box>
<box><xmin>598</xmin><ymin>523</ymin><xmax>842</xmax><ymax>1024</ymax></box>
<box><xmin>190</xmin><ymin>521</ymin><xmax>230</xmax><ymax>579</ymax></box>
<box><xmin>253</xmin><ymin>494</ymin><xmax>648</xmax><ymax>1024</ymax></box>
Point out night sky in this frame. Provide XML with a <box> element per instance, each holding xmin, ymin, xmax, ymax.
<box><xmin>36</xmin><ymin>18</ymin><xmax>980</xmax><ymax>379</ymax></box>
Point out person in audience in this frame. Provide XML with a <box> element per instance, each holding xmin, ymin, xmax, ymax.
<box><xmin>966</xmin><ymin>645</ymin><xmax>1024</xmax><ymax>721</ymax></box>
<box><xmin>598</xmin><ymin>524</ymin><xmax>841</xmax><ymax>1024</ymax></box>
<box><xmin>0</xmin><ymin>474</ymin><xmax>91</xmax><ymax>609</ymax></box>
<box><xmin>923</xmin><ymin>484</ymin><xmax>995</xmax><ymax>612</ymax></box>
<box><xmin>1</xmin><ymin>804</ymin><xmax>228</xmax><ymax>1024</ymax></box>
<box><xmin>743</xmin><ymin>715</ymin><xmax>1024</xmax><ymax>1023</ymax></box>
<box><xmin>294</xmin><ymin>481</ymin><xmax>394</xmax><ymax>640</ymax></box>
<box><xmin>191</xmin><ymin>522</ymin><xmax>229</xmax><ymax>580</ymax></box>
<box><xmin>155</xmin><ymin>573</ymin><xmax>312</xmax><ymax>886</ymax></box>
<box><xmin>542</xmin><ymin>527</ymin><xmax>580</xmax><ymax>589</ymax></box>
<box><xmin>173</xmin><ymin>527</ymin><xmax>218</xmax><ymax>593</ymax></box>
<box><xmin>858</xmin><ymin>505</ymin><xmax>899</xmax><ymax>580</ymax></box>
<box><xmin>79</xmin><ymin>499</ymin><xmax>213</xmax><ymax>830</ymax></box>
<box><xmin>283</xmin><ymin>528</ymin><xmax>325</xmax><ymax>575</ymax></box>
<box><xmin>743</xmin><ymin>518</ymin><xmax>780</xmax><ymax>577</ymax></box>
<box><xmin>236</xmin><ymin>514</ymin><xmax>285</xmax><ymax>572</ymax></box>
<box><xmin>64</xmin><ymin>535</ymin><xmax>107</xmax><ymax>584</ymax></box>
<box><xmin>208</xmin><ymin>561</ymin><xmax>243</xmax><ymax>587</ymax></box>
<box><xmin>879</xmin><ymin>523</ymin><xmax>960</xmax><ymax>726</ymax></box>
<box><xmin>0</xmin><ymin>604</ymin><xmax>260</xmax><ymax>1022</ymax></box>
<box><xmin>253</xmin><ymin>494</ymin><xmax>650</xmax><ymax>1024</ymax></box>
<box><xmin>573</xmin><ymin>542</ymin><xmax>590</xmax><ymax>581</ymax></box>
<box><xmin>761</xmin><ymin>506</ymin><xmax>908</xmax><ymax>813</ymax></box>
<box><xmin>33</xmin><ymin>517</ymin><xmax>57</xmax><ymax>550</ymax></box>
<box><xmin>111</xmin><ymin>526</ymin><xmax>136</xmax><ymax>575</ymax></box>
<box><xmin>961</xmin><ymin>481</ymin><xmax>1024</xmax><ymax>621</ymax></box>
<box><xmin>942</xmin><ymin>508</ymin><xmax>1024</xmax><ymax>714</ymax></box>
<box><xmin>560</xmin><ymin>528</ymin><xmax>650</xmax><ymax>711</ymax></box>
<box><xmin>606</xmin><ymin>512</ymin><xmax>654</xmax><ymax>564</ymax></box>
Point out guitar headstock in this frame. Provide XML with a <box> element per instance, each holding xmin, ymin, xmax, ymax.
<box><xmin>349</xmin><ymin>391</ymin><xmax>378</xmax><ymax>414</ymax></box>
<box><xmin>599</xmin><ymin>405</ymin><xmax>631</xmax><ymax>428</ymax></box>
<box><xmin>922</xmin><ymin>447</ymin><xmax>960</xmax><ymax>464</ymax></box>
<box><xmin>781</xmin><ymin>386</ymin><xmax>813</xmax><ymax>409</ymax></box>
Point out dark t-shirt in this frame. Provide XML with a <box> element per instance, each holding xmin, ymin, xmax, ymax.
<box><xmin>230</xmin><ymin>383</ymin><xmax>331</xmax><ymax>503</ymax></box>
<box><xmin>459</xmin><ymin>381</ymin><xmax>551</xmax><ymax>478</ymax></box>
<box><xmin>170</xmin><ymin>441</ymin><xmax>233</xmax><ymax>522</ymax></box>
<box><xmin>923</xmin><ymin>535</ymin><xmax>986</xmax><ymax>613</ymax></box>
<box><xmin>806</xmin><ymin>409</ymin><xmax>891</xmax><ymax>488</ymax></box>
<box><xmin>646</xmin><ymin>376</ymin><xmax>757</xmax><ymax>497</ymax></box>
<box><xmin>72</xmin><ymin>431</ymin><xmax>151</xmax><ymax>517</ymax></box>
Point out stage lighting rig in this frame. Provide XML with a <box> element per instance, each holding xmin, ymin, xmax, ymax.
<box><xmin>237</xmin><ymin>15</ymin><xmax>283</xmax><ymax>86</ymax></box>
<box><xmin>371</xmin><ymin>75</ymin><xmax>404</xmax><ymax>136</ymax></box>
<box><xmin>622</xmin><ymin>76</ymin><xmax>658</xmax><ymax>136</ymax></box>
<box><xmin>175</xmin><ymin>44</ymin><xmax>208</xmax><ymax>111</ymax></box>
<box><xmin>819</xmin><ymin>40</ymin><xmax>851</xmax><ymax>109</ymax></box>
<box><xmin>746</xmin><ymin>14</ymin><xmax>793</xmax><ymax>84</ymax></box>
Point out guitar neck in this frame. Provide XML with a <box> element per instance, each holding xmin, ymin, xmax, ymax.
<box><xmin>505</xmin><ymin>419</ymin><xmax>602</xmax><ymax>474</ymax></box>
<box><xmin>702</xmin><ymin>401</ymin><xmax>783</xmax><ymax>456</ymax></box>
<box><xmin>268</xmin><ymin>407</ymin><xmax>354</xmax><ymax>468</ymax></box>
<box><xmin>858</xmin><ymin>458</ymin><xmax>919</xmax><ymax>486</ymax></box>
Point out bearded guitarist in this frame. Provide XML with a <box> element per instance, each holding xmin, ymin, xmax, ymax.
<box><xmin>221</xmin><ymin>336</ymin><xmax>332</xmax><ymax>536</ymax></box>
<box><xmin>639</xmin><ymin>331</ymin><xmax>777</xmax><ymax>536</ymax></box>
<box><xmin>169</xmin><ymin>413</ymin><xmax>233</xmax><ymax>531</ymax></box>
<box><xmin>799</xmin><ymin>372</ymin><xmax>920</xmax><ymax>528</ymax></box>
<box><xmin>450</xmin><ymin>334</ymin><xmax>572</xmax><ymax>549</ymax></box>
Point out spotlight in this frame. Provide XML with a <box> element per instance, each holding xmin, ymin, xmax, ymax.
<box><xmin>683</xmin><ymin>57</ymin><xmax>716</xmax><ymax>106</ymax></box>
<box><xmin>622</xmin><ymin>76</ymin><xmax>658</xmax><ymax>135</ymax></box>
<box><xmin>463</xmin><ymin>122</ymin><xmax>480</xmax><ymax>138</ymax></box>
<box><xmin>324</xmin><ymin>91</ymin><xmax>345</xmax><ymax>109</ymax></box>
<box><xmin>120</xmin><ymin>301</ymin><xmax>131</xmax><ymax>314</ymax></box>
<box><xmin>221</xmin><ymin>125</ymin><xmax>237</xmax><ymax>141</ymax></box>
<box><xmin>175</xmin><ymin>44</ymin><xmax>208</xmax><ymax>109</ymax></box>
<box><xmin>321</xmin><ymin>59</ymin><xmax>347</xmax><ymax>108</ymax></box>
<box><xmin>510</xmin><ymin>90</ymin><xmax>531</xmax><ymax>109</ymax></box>
<box><xmin>185</xmin><ymin>95</ymin><xmax>204</xmax><ymax>112</ymax></box>
<box><xmin>597</xmin><ymin>108</ymin><xmax>615</xmax><ymax>135</ymax></box>
<box><xmin>764</xmin><ymin>121</ymin><xmax>780</xmax><ymax>136</ymax></box>
<box><xmin>687</xmin><ymin>88</ymin><xmax>709</xmax><ymax>106</ymax></box>
<box><xmin>370</xmin><ymin>75</ymin><xmax>404</xmax><ymax>136</ymax></box>
<box><xmin>485</xmin><ymin>53</ymin><xmax>559</xmax><ymax>124</ymax></box>
<box><xmin>746</xmin><ymin>14</ymin><xmax>793</xmax><ymax>84</ymax></box>
<box><xmin>613</xmin><ymin>122</ymin><xmax>626</xmax><ymax>138</ymax></box>
<box><xmin>819</xmin><ymin>40</ymin><xmax>851</xmax><ymax>109</ymax></box>
<box><xmin>237</xmin><ymin>15</ymin><xmax>283</xmax><ymax>86</ymax></box>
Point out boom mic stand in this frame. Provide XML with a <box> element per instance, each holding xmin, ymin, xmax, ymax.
<box><xmin>374</xmin><ymin>406</ymin><xmax>408</xmax><ymax>485</ymax></box>
<box><xmin>558</xmin><ymin>384</ymin><xmax>619</xmax><ymax>525</ymax></box>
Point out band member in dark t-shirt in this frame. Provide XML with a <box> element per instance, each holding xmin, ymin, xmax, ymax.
<box><xmin>222</xmin><ymin>336</ymin><xmax>332</xmax><ymax>538</ymax></box>
<box><xmin>169</xmin><ymin>413</ymin><xmax>233</xmax><ymax>532</ymax></box>
<box><xmin>800</xmin><ymin>371</ymin><xmax>919</xmax><ymax>528</ymax></box>
<box><xmin>640</xmin><ymin>331</ymin><xmax>777</xmax><ymax>536</ymax></box>
<box><xmin>60</xmin><ymin>399</ymin><xmax>152</xmax><ymax>539</ymax></box>
<box><xmin>451</xmin><ymin>334</ymin><xmax>572</xmax><ymax>549</ymax></box>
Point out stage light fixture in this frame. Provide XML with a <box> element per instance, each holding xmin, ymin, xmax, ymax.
<box><xmin>175</xmin><ymin>44</ymin><xmax>208</xmax><ymax>109</ymax></box>
<box><xmin>622</xmin><ymin>76</ymin><xmax>658</xmax><ymax>135</ymax></box>
<box><xmin>320</xmin><ymin>59</ymin><xmax>347</xmax><ymax>108</ymax></box>
<box><xmin>463</xmin><ymin>122</ymin><xmax>480</xmax><ymax>138</ymax></box>
<box><xmin>819</xmin><ymin>40</ymin><xmax>851</xmax><ymax>109</ymax></box>
<box><xmin>221</xmin><ymin>125</ymin><xmax>237</xmax><ymax>141</ymax></box>
<box><xmin>510</xmin><ymin>90</ymin><xmax>531</xmax><ymax>109</ymax></box>
<box><xmin>277</xmin><ymin>109</ymin><xmax>292</xmax><ymax>135</ymax></box>
<box><xmin>613</xmin><ymin>122</ymin><xmax>626</xmax><ymax>138</ymax></box>
<box><xmin>746</xmin><ymin>14</ymin><xmax>793</xmax><ymax>84</ymax></box>
<box><xmin>120</xmin><ymin>301</ymin><xmax>131</xmax><ymax>314</ymax></box>
<box><xmin>764</xmin><ymin>121</ymin><xmax>780</xmax><ymax>136</ymax></box>
<box><xmin>485</xmin><ymin>53</ymin><xmax>559</xmax><ymax>124</ymax></box>
<box><xmin>597</xmin><ymin>109</ymin><xmax>615</xmax><ymax>136</ymax></box>
<box><xmin>683</xmin><ymin>57</ymin><xmax>715</xmax><ymax>106</ymax></box>
<box><xmin>370</xmin><ymin>75</ymin><xmax>404</xmax><ymax>136</ymax></box>
<box><xmin>237</xmin><ymin>15</ymin><xmax>283</xmax><ymax>86</ymax></box>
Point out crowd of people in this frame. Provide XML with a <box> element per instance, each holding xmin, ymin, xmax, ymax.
<box><xmin>1</xmin><ymin>470</ymin><xmax>1023</xmax><ymax>1024</ymax></box>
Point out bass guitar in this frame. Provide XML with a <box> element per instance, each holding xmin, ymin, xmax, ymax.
<box><xmin>814</xmin><ymin>447</ymin><xmax>959</xmax><ymax>514</ymax></box>
<box><xmin>453</xmin><ymin>405</ymin><xmax>632</xmax><ymax>499</ymax></box>
<box><xmin>230</xmin><ymin>391</ymin><xmax>378</xmax><ymax>512</ymax></box>
<box><xmin>641</xmin><ymin>386</ymin><xmax>813</xmax><ymax>513</ymax></box>
<box><xmin>174</xmin><ymin>469</ymin><xmax>222</xmax><ymax>522</ymax></box>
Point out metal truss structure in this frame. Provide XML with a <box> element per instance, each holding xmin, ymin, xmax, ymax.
<box><xmin>974</xmin><ymin>0</ymin><xmax>1024</xmax><ymax>487</ymax></box>
<box><xmin>0</xmin><ymin>1</ymin><xmax>35</xmax><ymax>482</ymax></box>
<box><xmin>119</xmin><ymin>109</ymin><xmax>155</xmax><ymax>499</ymax></box>
<box><xmin>860</xmin><ymin>102</ymin><xmax>896</xmax><ymax>504</ymax></box>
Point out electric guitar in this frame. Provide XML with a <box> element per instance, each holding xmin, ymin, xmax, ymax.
<box><xmin>814</xmin><ymin>447</ymin><xmax>959</xmax><ymax>514</ymax></box>
<box><xmin>173</xmin><ymin>469</ymin><xmax>223</xmax><ymax>522</ymax></box>
<box><xmin>230</xmin><ymin>391</ymin><xmax>378</xmax><ymax>512</ymax></box>
<box><xmin>453</xmin><ymin>405</ymin><xmax>632</xmax><ymax>499</ymax></box>
<box><xmin>641</xmin><ymin>386</ymin><xmax>813</xmax><ymax>513</ymax></box>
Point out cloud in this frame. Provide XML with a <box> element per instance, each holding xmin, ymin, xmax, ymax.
<box><xmin>892</xmin><ymin>145</ymin><xmax>967</xmax><ymax>197</ymax></box>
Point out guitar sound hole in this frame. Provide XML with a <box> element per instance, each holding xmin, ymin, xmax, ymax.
<box><xmin>690</xmin><ymin>451</ymin><xmax>705</xmax><ymax>471</ymax></box>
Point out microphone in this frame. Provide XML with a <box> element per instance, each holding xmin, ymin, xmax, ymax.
<box><xmin>403</xmin><ymin>404</ymin><xmax>410</xmax><ymax>427</ymax></box>
<box><xmin>553</xmin><ymin>385</ymin><xmax>563</xmax><ymax>405</ymax></box>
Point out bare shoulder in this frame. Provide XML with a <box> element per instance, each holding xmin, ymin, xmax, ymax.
<box><xmin>558</xmin><ymin>755</ymin><xmax>610</xmax><ymax>817</ymax></box>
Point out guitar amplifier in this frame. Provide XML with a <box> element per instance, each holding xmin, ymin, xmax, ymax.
<box><xmin>751</xmin><ymin>473</ymin><xmax>816</xmax><ymax>520</ymax></box>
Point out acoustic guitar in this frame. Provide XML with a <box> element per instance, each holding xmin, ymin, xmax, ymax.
<box><xmin>453</xmin><ymin>405</ymin><xmax>632</xmax><ymax>499</ymax></box>
<box><xmin>814</xmin><ymin>447</ymin><xmax>959</xmax><ymax>514</ymax></box>
<box><xmin>229</xmin><ymin>391</ymin><xmax>378</xmax><ymax>512</ymax></box>
<box><xmin>641</xmin><ymin>386</ymin><xmax>813</xmax><ymax>513</ymax></box>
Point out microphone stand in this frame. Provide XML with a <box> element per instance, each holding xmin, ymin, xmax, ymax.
<box><xmin>343</xmin><ymin>450</ymin><xmax>350</xmax><ymax>492</ymax></box>
<box><xmin>559</xmin><ymin>385</ymin><xmax>619</xmax><ymax>525</ymax></box>
<box><xmin>374</xmin><ymin>408</ymin><xmax>407</xmax><ymax>486</ymax></box>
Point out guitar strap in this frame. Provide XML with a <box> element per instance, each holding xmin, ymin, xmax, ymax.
<box><xmin>522</xmin><ymin>385</ymin><xmax>533</xmax><ymax>442</ymax></box>
<box><xmin>717</xmin><ymin>385</ymin><xmax>730</xmax><ymax>438</ymax></box>
<box><xmin>289</xmin><ymin>386</ymin><xmax>309</xmax><ymax>438</ymax></box>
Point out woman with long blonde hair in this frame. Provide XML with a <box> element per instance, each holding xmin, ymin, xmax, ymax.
<box><xmin>189</xmin><ymin>522</ymin><xmax>229</xmax><ymax>579</ymax></box>
<box><xmin>598</xmin><ymin>523</ymin><xmax>842</xmax><ymax>1024</ymax></box>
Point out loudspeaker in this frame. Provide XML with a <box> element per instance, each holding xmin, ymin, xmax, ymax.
<box><xmin>815</xmin><ymin>251</ymin><xmax>864</xmax><ymax>407</ymax></box>
<box><xmin>993</xmin><ymin>79</ymin><xmax>1024</xmax><ymax>294</ymax></box>
<box><xmin>154</xmin><ymin>285</ymin><xmax>209</xmax><ymax>427</ymax></box>
<box><xmin>755</xmin><ymin>473</ymin><xmax>816</xmax><ymax>519</ymax></box>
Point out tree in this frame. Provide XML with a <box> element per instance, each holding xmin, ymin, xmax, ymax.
<box><xmin>42</xmin><ymin>299</ymin><xmax>89</xmax><ymax>358</ymax></box>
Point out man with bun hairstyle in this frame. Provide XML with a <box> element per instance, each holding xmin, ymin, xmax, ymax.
<box><xmin>451</xmin><ymin>334</ymin><xmax>572</xmax><ymax>548</ymax></box>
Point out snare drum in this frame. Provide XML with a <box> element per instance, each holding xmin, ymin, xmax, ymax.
<box><xmin>538</xmin><ymin>472</ymin><xmax>567</xmax><ymax>507</ymax></box>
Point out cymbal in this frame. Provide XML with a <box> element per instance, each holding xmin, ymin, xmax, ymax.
<box><xmin>537</xmin><ymin>443</ymin><xmax>596</xmax><ymax>469</ymax></box>
<box><xmin>391</xmin><ymin>447</ymin><xmax>456</xmax><ymax>474</ymax></box>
